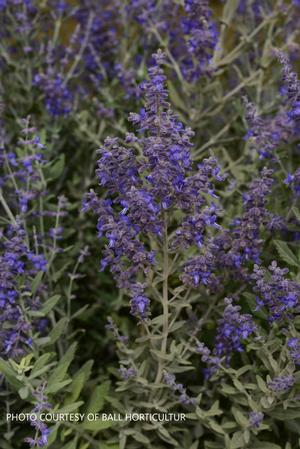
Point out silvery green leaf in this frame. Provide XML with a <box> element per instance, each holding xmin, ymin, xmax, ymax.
<box><xmin>233</xmin><ymin>379</ymin><xmax>245</xmax><ymax>392</ymax></box>
<box><xmin>41</xmin><ymin>294</ymin><xmax>61</xmax><ymax>315</ymax></box>
<box><xmin>206</xmin><ymin>401</ymin><xmax>222</xmax><ymax>417</ymax></box>
<box><xmin>132</xmin><ymin>431</ymin><xmax>150</xmax><ymax>444</ymax></box>
<box><xmin>292</xmin><ymin>207</ymin><xmax>300</xmax><ymax>223</ymax></box>
<box><xmin>231</xmin><ymin>407</ymin><xmax>248</xmax><ymax>427</ymax></box>
<box><xmin>208</xmin><ymin>419</ymin><xmax>226</xmax><ymax>435</ymax></box>
<box><xmin>18</xmin><ymin>386</ymin><xmax>29</xmax><ymax>399</ymax></box>
<box><xmin>67</xmin><ymin>371</ymin><xmax>86</xmax><ymax>402</ymax></box>
<box><xmin>171</xmin><ymin>366</ymin><xmax>195</xmax><ymax>373</ymax></box>
<box><xmin>30</xmin><ymin>353</ymin><xmax>53</xmax><ymax>375</ymax></box>
<box><xmin>270</xmin><ymin>410</ymin><xmax>300</xmax><ymax>420</ymax></box>
<box><xmin>0</xmin><ymin>358</ymin><xmax>22</xmax><ymax>389</ymax></box>
<box><xmin>48</xmin><ymin>342</ymin><xmax>77</xmax><ymax>384</ymax></box>
<box><xmin>54</xmin><ymin>402</ymin><xmax>84</xmax><ymax>414</ymax></box>
<box><xmin>86</xmin><ymin>381</ymin><xmax>110</xmax><ymax>414</ymax></box>
<box><xmin>221</xmin><ymin>385</ymin><xmax>237</xmax><ymax>395</ymax></box>
<box><xmin>46</xmin><ymin>379</ymin><xmax>72</xmax><ymax>394</ymax></box>
<box><xmin>256</xmin><ymin>375</ymin><xmax>269</xmax><ymax>393</ymax></box>
<box><xmin>230</xmin><ymin>431</ymin><xmax>245</xmax><ymax>449</ymax></box>
<box><xmin>31</xmin><ymin>271</ymin><xmax>44</xmax><ymax>296</ymax></box>
<box><xmin>260</xmin><ymin>396</ymin><xmax>273</xmax><ymax>409</ymax></box>
<box><xmin>274</xmin><ymin>240</ymin><xmax>299</xmax><ymax>267</ymax></box>
<box><xmin>81</xmin><ymin>419</ymin><xmax>113</xmax><ymax>431</ymax></box>
<box><xmin>48</xmin><ymin>317</ymin><xmax>68</xmax><ymax>344</ymax></box>
<box><xmin>150</xmin><ymin>349</ymin><xmax>173</xmax><ymax>361</ymax></box>
<box><xmin>158</xmin><ymin>426</ymin><xmax>179</xmax><ymax>446</ymax></box>
<box><xmin>243</xmin><ymin>429</ymin><xmax>250</xmax><ymax>444</ymax></box>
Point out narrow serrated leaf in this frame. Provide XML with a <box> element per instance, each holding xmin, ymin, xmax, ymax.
<box><xmin>86</xmin><ymin>381</ymin><xmax>110</xmax><ymax>414</ymax></box>
<box><xmin>274</xmin><ymin>240</ymin><xmax>298</xmax><ymax>267</ymax></box>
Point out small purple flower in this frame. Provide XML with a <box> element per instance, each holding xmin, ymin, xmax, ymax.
<box><xmin>268</xmin><ymin>375</ymin><xmax>294</xmax><ymax>392</ymax></box>
<box><xmin>180</xmin><ymin>0</ymin><xmax>218</xmax><ymax>81</ymax></box>
<box><xmin>181</xmin><ymin>252</ymin><xmax>217</xmax><ymax>290</ymax></box>
<box><xmin>243</xmin><ymin>96</ymin><xmax>293</xmax><ymax>159</ymax></box>
<box><xmin>284</xmin><ymin>173</ymin><xmax>295</xmax><ymax>185</ymax></box>
<box><xmin>196</xmin><ymin>342</ymin><xmax>221</xmax><ymax>378</ymax></box>
<box><xmin>0</xmin><ymin>122</ymin><xmax>66</xmax><ymax>359</ymax></box>
<box><xmin>27</xmin><ymin>253</ymin><xmax>47</xmax><ymax>272</ymax></box>
<box><xmin>288</xmin><ymin>338</ymin><xmax>300</xmax><ymax>365</ymax></box>
<box><xmin>130</xmin><ymin>294</ymin><xmax>150</xmax><ymax>320</ymax></box>
<box><xmin>206</xmin><ymin>167</ymin><xmax>274</xmax><ymax>275</ymax></box>
<box><xmin>0</xmin><ymin>223</ymin><xmax>48</xmax><ymax>357</ymax></box>
<box><xmin>119</xmin><ymin>366</ymin><xmax>137</xmax><ymax>380</ymax></box>
<box><xmin>49</xmin><ymin>226</ymin><xmax>63</xmax><ymax>239</ymax></box>
<box><xmin>196</xmin><ymin>297</ymin><xmax>256</xmax><ymax>378</ymax></box>
<box><xmin>105</xmin><ymin>317</ymin><xmax>128</xmax><ymax>344</ymax></box>
<box><xmin>284</xmin><ymin>168</ymin><xmax>300</xmax><ymax>196</ymax></box>
<box><xmin>252</xmin><ymin>261</ymin><xmax>300</xmax><ymax>322</ymax></box>
<box><xmin>34</xmin><ymin>73</ymin><xmax>73</xmax><ymax>117</ymax></box>
<box><xmin>24</xmin><ymin>384</ymin><xmax>52</xmax><ymax>448</ymax></box>
<box><xmin>215</xmin><ymin>297</ymin><xmax>256</xmax><ymax>359</ymax></box>
<box><xmin>249</xmin><ymin>411</ymin><xmax>264</xmax><ymax>428</ymax></box>
<box><xmin>163</xmin><ymin>371</ymin><xmax>196</xmax><ymax>406</ymax></box>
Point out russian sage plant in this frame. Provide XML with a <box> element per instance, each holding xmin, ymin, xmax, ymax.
<box><xmin>84</xmin><ymin>48</ymin><xmax>300</xmax><ymax>448</ymax></box>
<box><xmin>1</xmin><ymin>1</ymin><xmax>300</xmax><ymax>449</ymax></box>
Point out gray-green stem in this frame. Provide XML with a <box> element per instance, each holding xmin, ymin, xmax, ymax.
<box><xmin>154</xmin><ymin>213</ymin><xmax>169</xmax><ymax>384</ymax></box>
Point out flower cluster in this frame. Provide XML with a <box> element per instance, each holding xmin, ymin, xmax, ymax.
<box><xmin>205</xmin><ymin>167</ymin><xmax>274</xmax><ymax>277</ymax></box>
<box><xmin>229</xmin><ymin>167</ymin><xmax>274</xmax><ymax>264</ymax></box>
<box><xmin>0</xmin><ymin>120</ymin><xmax>68</xmax><ymax>358</ymax></box>
<box><xmin>197</xmin><ymin>297</ymin><xmax>256</xmax><ymax>378</ymax></box>
<box><xmin>0</xmin><ymin>120</ymin><xmax>46</xmax><ymax>215</ymax></box>
<box><xmin>196</xmin><ymin>342</ymin><xmax>221</xmax><ymax>379</ymax></box>
<box><xmin>249</xmin><ymin>411</ymin><xmax>264</xmax><ymax>429</ymax></box>
<box><xmin>84</xmin><ymin>50</ymin><xmax>223</xmax><ymax>319</ymax></box>
<box><xmin>214</xmin><ymin>297</ymin><xmax>256</xmax><ymax>359</ymax></box>
<box><xmin>243</xmin><ymin>48</ymin><xmax>300</xmax><ymax>161</ymax></box>
<box><xmin>127</xmin><ymin>0</ymin><xmax>218</xmax><ymax>82</ymax></box>
<box><xmin>287</xmin><ymin>337</ymin><xmax>300</xmax><ymax>365</ymax></box>
<box><xmin>82</xmin><ymin>189</ymin><xmax>154</xmax><ymax>318</ymax></box>
<box><xmin>163</xmin><ymin>371</ymin><xmax>196</xmax><ymax>405</ymax></box>
<box><xmin>284</xmin><ymin>168</ymin><xmax>300</xmax><ymax>196</ymax></box>
<box><xmin>75</xmin><ymin>0</ymin><xmax>121</xmax><ymax>77</ymax></box>
<box><xmin>180</xmin><ymin>0</ymin><xmax>218</xmax><ymax>81</ymax></box>
<box><xmin>24</xmin><ymin>384</ymin><xmax>52</xmax><ymax>448</ymax></box>
<box><xmin>276</xmin><ymin>50</ymin><xmax>300</xmax><ymax>121</ymax></box>
<box><xmin>267</xmin><ymin>375</ymin><xmax>295</xmax><ymax>393</ymax></box>
<box><xmin>180</xmin><ymin>249</ymin><xmax>219</xmax><ymax>291</ymax></box>
<box><xmin>243</xmin><ymin>97</ymin><xmax>292</xmax><ymax>159</ymax></box>
<box><xmin>105</xmin><ymin>317</ymin><xmax>128</xmax><ymax>344</ymax></box>
<box><xmin>252</xmin><ymin>261</ymin><xmax>300</xmax><ymax>322</ymax></box>
<box><xmin>0</xmin><ymin>223</ymin><xmax>43</xmax><ymax>357</ymax></box>
<box><xmin>34</xmin><ymin>73</ymin><xmax>73</xmax><ymax>117</ymax></box>
<box><xmin>119</xmin><ymin>366</ymin><xmax>137</xmax><ymax>380</ymax></box>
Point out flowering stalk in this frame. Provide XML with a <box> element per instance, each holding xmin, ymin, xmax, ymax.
<box><xmin>84</xmin><ymin>51</ymin><xmax>224</xmax><ymax>418</ymax></box>
<box><xmin>155</xmin><ymin>212</ymin><xmax>169</xmax><ymax>384</ymax></box>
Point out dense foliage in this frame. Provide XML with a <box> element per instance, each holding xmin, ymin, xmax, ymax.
<box><xmin>1</xmin><ymin>1</ymin><xmax>300</xmax><ymax>448</ymax></box>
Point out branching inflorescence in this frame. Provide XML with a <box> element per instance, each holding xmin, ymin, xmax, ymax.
<box><xmin>83</xmin><ymin>50</ymin><xmax>223</xmax><ymax>321</ymax></box>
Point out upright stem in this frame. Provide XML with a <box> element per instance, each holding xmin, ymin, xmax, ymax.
<box><xmin>0</xmin><ymin>189</ymin><xmax>17</xmax><ymax>225</ymax></box>
<box><xmin>63</xmin><ymin>12</ymin><xmax>94</xmax><ymax>87</ymax></box>
<box><xmin>155</xmin><ymin>213</ymin><xmax>169</xmax><ymax>384</ymax></box>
